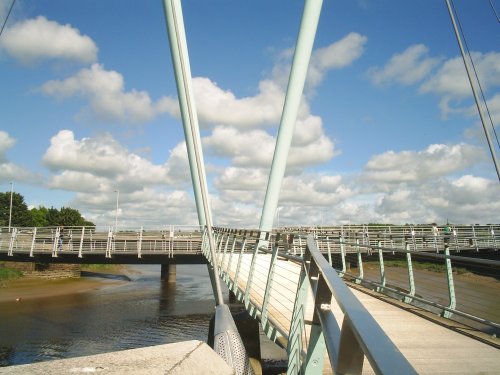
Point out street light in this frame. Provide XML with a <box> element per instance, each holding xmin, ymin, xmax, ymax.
<box><xmin>114</xmin><ymin>190</ymin><xmax>119</xmax><ymax>232</ymax></box>
<box><xmin>8</xmin><ymin>182</ymin><xmax>13</xmax><ymax>232</ymax></box>
<box><xmin>276</xmin><ymin>206</ymin><xmax>282</xmax><ymax>228</ymax></box>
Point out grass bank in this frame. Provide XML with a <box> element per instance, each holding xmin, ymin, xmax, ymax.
<box><xmin>0</xmin><ymin>266</ymin><xmax>23</xmax><ymax>280</ymax></box>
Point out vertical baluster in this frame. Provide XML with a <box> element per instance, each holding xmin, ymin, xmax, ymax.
<box><xmin>355</xmin><ymin>237</ymin><xmax>363</xmax><ymax>284</ymax></box>
<box><xmin>137</xmin><ymin>226</ymin><xmax>143</xmax><ymax>258</ymax></box>
<box><xmin>377</xmin><ymin>237</ymin><xmax>386</xmax><ymax>292</ymax></box>
<box><xmin>261</xmin><ymin>233</ymin><xmax>281</xmax><ymax>339</ymax></box>
<box><xmin>442</xmin><ymin>240</ymin><xmax>456</xmax><ymax>319</ymax></box>
<box><xmin>404</xmin><ymin>239</ymin><xmax>415</xmax><ymax>303</ymax></box>
<box><xmin>30</xmin><ymin>227</ymin><xmax>37</xmax><ymax>258</ymax></box>
<box><xmin>244</xmin><ymin>231</ymin><xmax>264</xmax><ymax>316</ymax></box>
<box><xmin>232</xmin><ymin>231</ymin><xmax>247</xmax><ymax>299</ymax></box>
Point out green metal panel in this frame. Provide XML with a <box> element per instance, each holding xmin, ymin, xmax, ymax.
<box><xmin>287</xmin><ymin>264</ymin><xmax>310</xmax><ymax>375</ymax></box>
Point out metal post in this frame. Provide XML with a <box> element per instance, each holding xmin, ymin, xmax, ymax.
<box><xmin>259</xmin><ymin>0</ymin><xmax>323</xmax><ymax>232</ymax></box>
<box><xmin>162</xmin><ymin>0</ymin><xmax>207</xmax><ymax>225</ymax></box>
<box><xmin>377</xmin><ymin>238</ymin><xmax>386</xmax><ymax>292</ymax></box>
<box><xmin>355</xmin><ymin>237</ymin><xmax>363</xmax><ymax>284</ymax></box>
<box><xmin>162</xmin><ymin>4</ymin><xmax>252</xmax><ymax>373</ymax></box>
<box><xmin>404</xmin><ymin>240</ymin><xmax>415</xmax><ymax>303</ymax></box>
<box><xmin>30</xmin><ymin>227</ymin><xmax>37</xmax><ymax>258</ymax></box>
<box><xmin>162</xmin><ymin>0</ymin><xmax>222</xmax><ymax>305</ymax></box>
<box><xmin>137</xmin><ymin>226</ymin><xmax>143</xmax><ymax>258</ymax></box>
<box><xmin>261</xmin><ymin>234</ymin><xmax>280</xmax><ymax>336</ymax></box>
<box><xmin>8</xmin><ymin>182</ymin><xmax>13</xmax><ymax>232</ymax></box>
<box><xmin>445</xmin><ymin>0</ymin><xmax>500</xmax><ymax>181</ymax></box>
<box><xmin>442</xmin><ymin>242</ymin><xmax>456</xmax><ymax>318</ymax></box>
<box><xmin>79</xmin><ymin>227</ymin><xmax>85</xmax><ymax>258</ymax></box>
<box><xmin>339</xmin><ymin>234</ymin><xmax>346</xmax><ymax>276</ymax></box>
<box><xmin>114</xmin><ymin>190</ymin><xmax>119</xmax><ymax>232</ymax></box>
<box><xmin>233</xmin><ymin>232</ymin><xmax>247</xmax><ymax>298</ymax></box>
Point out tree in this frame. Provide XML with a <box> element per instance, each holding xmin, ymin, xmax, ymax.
<box><xmin>0</xmin><ymin>192</ymin><xmax>32</xmax><ymax>227</ymax></box>
<box><xmin>2</xmin><ymin>192</ymin><xmax>95</xmax><ymax>228</ymax></box>
<box><xmin>30</xmin><ymin>206</ymin><xmax>49</xmax><ymax>227</ymax></box>
<box><xmin>35</xmin><ymin>206</ymin><xmax>95</xmax><ymax>227</ymax></box>
<box><xmin>58</xmin><ymin>207</ymin><xmax>94</xmax><ymax>227</ymax></box>
<box><xmin>46</xmin><ymin>207</ymin><xmax>60</xmax><ymax>226</ymax></box>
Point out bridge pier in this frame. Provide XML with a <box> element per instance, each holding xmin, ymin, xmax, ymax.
<box><xmin>161</xmin><ymin>264</ymin><xmax>176</xmax><ymax>282</ymax></box>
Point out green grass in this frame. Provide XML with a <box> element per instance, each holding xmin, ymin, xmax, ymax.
<box><xmin>0</xmin><ymin>267</ymin><xmax>23</xmax><ymax>280</ymax></box>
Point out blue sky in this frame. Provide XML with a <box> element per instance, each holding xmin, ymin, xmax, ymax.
<box><xmin>1</xmin><ymin>0</ymin><xmax>499</xmax><ymax>228</ymax></box>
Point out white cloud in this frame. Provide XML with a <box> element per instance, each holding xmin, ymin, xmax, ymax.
<box><xmin>215</xmin><ymin>167</ymin><xmax>268</xmax><ymax>191</ymax></box>
<box><xmin>193</xmin><ymin>77</ymin><xmax>284</xmax><ymax>127</ymax></box>
<box><xmin>43</xmin><ymin>130</ymin><xmax>190</xmax><ymax>191</ymax></box>
<box><xmin>40</xmin><ymin>64</ymin><xmax>167</xmax><ymax>123</ymax></box>
<box><xmin>419</xmin><ymin>52</ymin><xmax>500</xmax><ymax>118</ymax></box>
<box><xmin>203</xmin><ymin>122</ymin><xmax>336</xmax><ymax>169</ymax></box>
<box><xmin>203</xmin><ymin>126</ymin><xmax>275</xmax><ymax>167</ymax></box>
<box><xmin>73</xmin><ymin>188</ymin><xmax>198</xmax><ymax>228</ymax></box>
<box><xmin>367</xmin><ymin>44</ymin><xmax>441</xmax><ymax>86</ymax></box>
<box><xmin>0</xmin><ymin>16</ymin><xmax>98</xmax><ymax>64</ymax></box>
<box><xmin>364</xmin><ymin>143</ymin><xmax>486</xmax><ymax>183</ymax></box>
<box><xmin>0</xmin><ymin>131</ymin><xmax>16</xmax><ymax>162</ymax></box>
<box><xmin>308</xmin><ymin>32</ymin><xmax>367</xmax><ymax>88</ymax></box>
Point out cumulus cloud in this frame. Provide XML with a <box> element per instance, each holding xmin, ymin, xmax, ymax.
<box><xmin>420</xmin><ymin>52</ymin><xmax>500</xmax><ymax>98</ymax></box>
<box><xmin>73</xmin><ymin>188</ymin><xmax>198</xmax><ymax>228</ymax></box>
<box><xmin>272</xmin><ymin>33</ymin><xmax>367</xmax><ymax>90</ymax></box>
<box><xmin>193</xmin><ymin>78</ymin><xmax>284</xmax><ymax>128</ymax></box>
<box><xmin>40</xmin><ymin>64</ymin><xmax>167</xmax><ymax>123</ymax></box>
<box><xmin>367</xmin><ymin>44</ymin><xmax>441</xmax><ymax>86</ymax></box>
<box><xmin>43</xmin><ymin>130</ymin><xmax>190</xmax><ymax>192</ymax></box>
<box><xmin>308</xmin><ymin>32</ymin><xmax>367</xmax><ymax>88</ymax></box>
<box><xmin>363</xmin><ymin>143</ymin><xmax>486</xmax><ymax>183</ymax></box>
<box><xmin>0</xmin><ymin>16</ymin><xmax>98</xmax><ymax>64</ymax></box>
<box><xmin>203</xmin><ymin>121</ymin><xmax>336</xmax><ymax>169</ymax></box>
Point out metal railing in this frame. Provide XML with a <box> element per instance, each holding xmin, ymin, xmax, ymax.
<box><xmin>205</xmin><ymin>229</ymin><xmax>418</xmax><ymax>374</ymax></box>
<box><xmin>0</xmin><ymin>225</ymin><xmax>203</xmax><ymax>259</ymax></box>
<box><xmin>205</xmin><ymin>227</ymin><xmax>499</xmax><ymax>374</ymax></box>
<box><xmin>284</xmin><ymin>223</ymin><xmax>500</xmax><ymax>253</ymax></box>
<box><xmin>307</xmin><ymin>233</ymin><xmax>500</xmax><ymax>332</ymax></box>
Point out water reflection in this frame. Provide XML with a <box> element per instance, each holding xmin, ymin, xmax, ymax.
<box><xmin>0</xmin><ymin>265</ymin><xmax>220</xmax><ymax>367</ymax></box>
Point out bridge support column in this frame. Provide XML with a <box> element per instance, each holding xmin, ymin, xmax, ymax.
<box><xmin>161</xmin><ymin>264</ymin><xmax>176</xmax><ymax>283</ymax></box>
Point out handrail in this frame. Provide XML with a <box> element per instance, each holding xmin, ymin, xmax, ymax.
<box><xmin>303</xmin><ymin>235</ymin><xmax>417</xmax><ymax>374</ymax></box>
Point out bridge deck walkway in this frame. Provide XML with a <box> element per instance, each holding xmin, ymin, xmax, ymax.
<box><xmin>218</xmin><ymin>253</ymin><xmax>500</xmax><ymax>374</ymax></box>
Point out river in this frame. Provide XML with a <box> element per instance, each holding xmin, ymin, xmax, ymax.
<box><xmin>0</xmin><ymin>265</ymin><xmax>285</xmax><ymax>370</ymax></box>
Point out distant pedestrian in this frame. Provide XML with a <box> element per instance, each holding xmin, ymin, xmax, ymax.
<box><xmin>58</xmin><ymin>226</ymin><xmax>64</xmax><ymax>251</ymax></box>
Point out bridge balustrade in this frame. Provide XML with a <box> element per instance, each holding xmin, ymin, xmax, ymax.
<box><xmin>206</xmin><ymin>229</ymin><xmax>418</xmax><ymax>374</ymax></box>
<box><xmin>0</xmin><ymin>226</ymin><xmax>204</xmax><ymax>259</ymax></box>
<box><xmin>206</xmin><ymin>227</ymin><xmax>499</xmax><ymax>374</ymax></box>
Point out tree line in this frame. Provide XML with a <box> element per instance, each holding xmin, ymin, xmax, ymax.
<box><xmin>0</xmin><ymin>192</ymin><xmax>95</xmax><ymax>228</ymax></box>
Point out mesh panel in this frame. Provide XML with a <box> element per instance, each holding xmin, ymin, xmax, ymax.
<box><xmin>214</xmin><ymin>330</ymin><xmax>254</xmax><ymax>375</ymax></box>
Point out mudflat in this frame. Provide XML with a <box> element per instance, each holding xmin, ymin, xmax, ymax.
<box><xmin>0</xmin><ymin>276</ymin><xmax>123</xmax><ymax>304</ymax></box>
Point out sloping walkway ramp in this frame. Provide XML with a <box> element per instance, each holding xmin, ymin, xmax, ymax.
<box><xmin>336</xmin><ymin>289</ymin><xmax>500</xmax><ymax>374</ymax></box>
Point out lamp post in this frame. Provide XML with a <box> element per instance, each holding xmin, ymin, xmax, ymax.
<box><xmin>8</xmin><ymin>182</ymin><xmax>13</xmax><ymax>232</ymax></box>
<box><xmin>276</xmin><ymin>206</ymin><xmax>282</xmax><ymax>228</ymax></box>
<box><xmin>114</xmin><ymin>190</ymin><xmax>119</xmax><ymax>232</ymax></box>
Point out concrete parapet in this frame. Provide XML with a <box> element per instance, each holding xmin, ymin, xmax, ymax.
<box><xmin>2</xmin><ymin>340</ymin><xmax>234</xmax><ymax>374</ymax></box>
